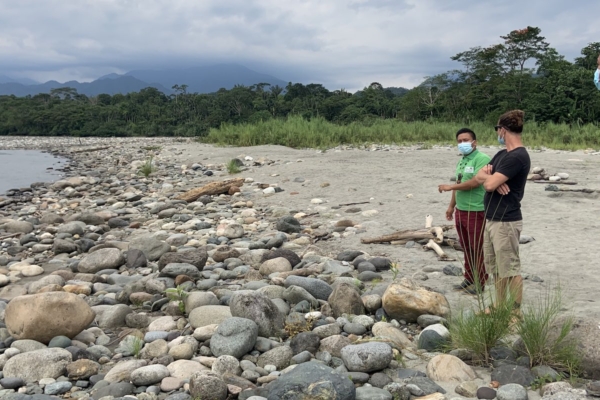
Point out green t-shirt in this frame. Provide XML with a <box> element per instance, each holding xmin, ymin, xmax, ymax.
<box><xmin>455</xmin><ymin>149</ymin><xmax>491</xmax><ymax>212</ymax></box>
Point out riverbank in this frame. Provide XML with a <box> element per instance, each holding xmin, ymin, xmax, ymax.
<box><xmin>0</xmin><ymin>136</ymin><xmax>598</xmax><ymax>399</ymax></box>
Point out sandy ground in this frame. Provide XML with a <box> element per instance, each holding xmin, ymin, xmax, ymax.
<box><xmin>171</xmin><ymin>143</ymin><xmax>600</xmax><ymax>322</ymax></box>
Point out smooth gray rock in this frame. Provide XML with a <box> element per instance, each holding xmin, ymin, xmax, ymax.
<box><xmin>257</xmin><ymin>346</ymin><xmax>294</xmax><ymax>370</ymax></box>
<box><xmin>129</xmin><ymin>234</ymin><xmax>170</xmax><ymax>261</ymax></box>
<box><xmin>57</xmin><ymin>221</ymin><xmax>85</xmax><ymax>236</ymax></box>
<box><xmin>341</xmin><ymin>343</ymin><xmax>393</xmax><ymax>373</ymax></box>
<box><xmin>130</xmin><ymin>365</ymin><xmax>170</xmax><ymax>386</ymax></box>
<box><xmin>229</xmin><ymin>291</ymin><xmax>284</xmax><ymax>337</ymax></box>
<box><xmin>92</xmin><ymin>382</ymin><xmax>135</xmax><ymax>399</ymax></box>
<box><xmin>496</xmin><ymin>383</ymin><xmax>528</xmax><ymax>400</ymax></box>
<box><xmin>491</xmin><ymin>364</ymin><xmax>535</xmax><ymax>387</ymax></box>
<box><xmin>210</xmin><ymin>317</ymin><xmax>259</xmax><ymax>359</ymax></box>
<box><xmin>44</xmin><ymin>381</ymin><xmax>72</xmax><ymax>395</ymax></box>
<box><xmin>266</xmin><ymin>361</ymin><xmax>355</xmax><ymax>400</ymax></box>
<box><xmin>3</xmin><ymin>348</ymin><xmax>72</xmax><ymax>383</ymax></box>
<box><xmin>159</xmin><ymin>263</ymin><xmax>201</xmax><ymax>279</ymax></box>
<box><xmin>77</xmin><ymin>248</ymin><xmax>124</xmax><ymax>273</ymax></box>
<box><xmin>355</xmin><ymin>387</ymin><xmax>392</xmax><ymax>400</ymax></box>
<box><xmin>275</xmin><ymin>216</ymin><xmax>301</xmax><ymax>234</ymax></box>
<box><xmin>284</xmin><ymin>276</ymin><xmax>332</xmax><ymax>300</ymax></box>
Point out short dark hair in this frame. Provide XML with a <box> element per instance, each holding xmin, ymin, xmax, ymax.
<box><xmin>456</xmin><ymin>128</ymin><xmax>476</xmax><ymax>140</ymax></box>
<box><xmin>498</xmin><ymin>110</ymin><xmax>524</xmax><ymax>134</ymax></box>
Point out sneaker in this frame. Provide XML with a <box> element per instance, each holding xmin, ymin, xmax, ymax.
<box><xmin>452</xmin><ymin>280</ymin><xmax>472</xmax><ymax>291</ymax></box>
<box><xmin>463</xmin><ymin>284</ymin><xmax>484</xmax><ymax>295</ymax></box>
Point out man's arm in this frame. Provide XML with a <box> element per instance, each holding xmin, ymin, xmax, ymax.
<box><xmin>595</xmin><ymin>70</ymin><xmax>600</xmax><ymax>91</ymax></box>
<box><xmin>476</xmin><ymin>168</ymin><xmax>509</xmax><ymax>192</ymax></box>
<box><xmin>438</xmin><ymin>177</ymin><xmax>481</xmax><ymax>192</ymax></box>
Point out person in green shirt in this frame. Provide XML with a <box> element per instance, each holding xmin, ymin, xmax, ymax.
<box><xmin>438</xmin><ymin>128</ymin><xmax>491</xmax><ymax>295</ymax></box>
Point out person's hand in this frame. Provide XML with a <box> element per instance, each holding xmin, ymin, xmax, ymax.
<box><xmin>496</xmin><ymin>183</ymin><xmax>510</xmax><ymax>195</ymax></box>
<box><xmin>481</xmin><ymin>165</ymin><xmax>493</xmax><ymax>174</ymax></box>
<box><xmin>438</xmin><ymin>184</ymin><xmax>452</xmax><ymax>193</ymax></box>
<box><xmin>446</xmin><ymin>207</ymin><xmax>454</xmax><ymax>221</ymax></box>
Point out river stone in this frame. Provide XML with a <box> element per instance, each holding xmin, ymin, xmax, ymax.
<box><xmin>355</xmin><ymin>387</ymin><xmax>392</xmax><ymax>400</ymax></box>
<box><xmin>159</xmin><ymin>263</ymin><xmax>201</xmax><ymax>279</ymax></box>
<box><xmin>167</xmin><ymin>360</ymin><xmax>209</xmax><ymax>380</ymax></box>
<box><xmin>229</xmin><ymin>291</ymin><xmax>284</xmax><ymax>337</ymax></box>
<box><xmin>189</xmin><ymin>305</ymin><xmax>232</xmax><ymax>329</ymax></box>
<box><xmin>425</xmin><ymin>354</ymin><xmax>477</xmax><ymax>382</ymax></box>
<box><xmin>266</xmin><ymin>361</ymin><xmax>355</xmax><ymax>400</ymax></box>
<box><xmin>92</xmin><ymin>382</ymin><xmax>136</xmax><ymax>399</ymax></box>
<box><xmin>158</xmin><ymin>249</ymin><xmax>208</xmax><ymax>271</ymax></box>
<box><xmin>212</xmin><ymin>355</ymin><xmax>241</xmax><ymax>376</ymax></box>
<box><xmin>497</xmin><ymin>383</ymin><xmax>528</xmax><ymax>400</ymax></box>
<box><xmin>210</xmin><ymin>317</ymin><xmax>258</xmax><ymax>359</ymax></box>
<box><xmin>3</xmin><ymin>348</ymin><xmax>72</xmax><ymax>383</ymax></box>
<box><xmin>284</xmin><ymin>275</ymin><xmax>332</xmax><ymax>300</ymax></box>
<box><xmin>77</xmin><ymin>248</ymin><xmax>124</xmax><ymax>273</ymax></box>
<box><xmin>341</xmin><ymin>342</ymin><xmax>393</xmax><ymax>373</ymax></box>
<box><xmin>104</xmin><ymin>359</ymin><xmax>148</xmax><ymax>382</ymax></box>
<box><xmin>53</xmin><ymin>239</ymin><xmax>78</xmax><ymax>255</ymax></box>
<box><xmin>290</xmin><ymin>331</ymin><xmax>321</xmax><ymax>355</ymax></box>
<box><xmin>67</xmin><ymin>359</ymin><xmax>100</xmax><ymax>380</ymax></box>
<box><xmin>40</xmin><ymin>213</ymin><xmax>64</xmax><ymax>225</ymax></box>
<box><xmin>1</xmin><ymin>220</ymin><xmax>34</xmax><ymax>234</ymax></box>
<box><xmin>130</xmin><ymin>365</ymin><xmax>170</xmax><ymax>386</ymax></box>
<box><xmin>328</xmin><ymin>282</ymin><xmax>365</xmax><ymax>318</ymax></box>
<box><xmin>405</xmin><ymin>376</ymin><xmax>446</xmax><ymax>395</ymax></box>
<box><xmin>184</xmin><ymin>291</ymin><xmax>220</xmax><ymax>313</ymax></box>
<box><xmin>57</xmin><ymin>221</ymin><xmax>85</xmax><ymax>236</ymax></box>
<box><xmin>129</xmin><ymin>234</ymin><xmax>171</xmax><ymax>261</ymax></box>
<box><xmin>261</xmin><ymin>248</ymin><xmax>301</xmax><ymax>267</ymax></box>
<box><xmin>189</xmin><ymin>371</ymin><xmax>228</xmax><ymax>400</ymax></box>
<box><xmin>418</xmin><ymin>324</ymin><xmax>450</xmax><ymax>351</ymax></box>
<box><xmin>5</xmin><ymin>292</ymin><xmax>95</xmax><ymax>343</ymax></box>
<box><xmin>44</xmin><ymin>381</ymin><xmax>72</xmax><ymax>395</ymax></box>
<box><xmin>126</xmin><ymin>249</ymin><xmax>147</xmax><ymax>269</ymax></box>
<box><xmin>91</xmin><ymin>304</ymin><xmax>133</xmax><ymax>329</ymax></box>
<box><xmin>491</xmin><ymin>364</ymin><xmax>535</xmax><ymax>386</ymax></box>
<box><xmin>336</xmin><ymin>250</ymin><xmax>364</xmax><ymax>262</ymax></box>
<box><xmin>382</xmin><ymin>278</ymin><xmax>450</xmax><ymax>322</ymax></box>
<box><xmin>257</xmin><ymin>346</ymin><xmax>294</xmax><ymax>370</ymax></box>
<box><xmin>276</xmin><ymin>216</ymin><xmax>302</xmax><ymax>234</ymax></box>
<box><xmin>259</xmin><ymin>257</ymin><xmax>292</xmax><ymax>275</ymax></box>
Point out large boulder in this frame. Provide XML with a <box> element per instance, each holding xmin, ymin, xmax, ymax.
<box><xmin>129</xmin><ymin>234</ymin><xmax>170</xmax><ymax>261</ymax></box>
<box><xmin>341</xmin><ymin>343</ymin><xmax>393</xmax><ymax>373</ymax></box>
<box><xmin>425</xmin><ymin>354</ymin><xmax>477</xmax><ymax>382</ymax></box>
<box><xmin>3</xmin><ymin>348</ymin><xmax>72</xmax><ymax>383</ymax></box>
<box><xmin>210</xmin><ymin>317</ymin><xmax>258</xmax><ymax>359</ymax></box>
<box><xmin>382</xmin><ymin>278</ymin><xmax>450</xmax><ymax>322</ymax></box>
<box><xmin>566</xmin><ymin>317</ymin><xmax>600</xmax><ymax>379</ymax></box>
<box><xmin>77</xmin><ymin>248</ymin><xmax>125</xmax><ymax>273</ymax></box>
<box><xmin>267</xmin><ymin>361</ymin><xmax>355</xmax><ymax>400</ymax></box>
<box><xmin>229</xmin><ymin>291</ymin><xmax>284</xmax><ymax>337</ymax></box>
<box><xmin>328</xmin><ymin>282</ymin><xmax>365</xmax><ymax>318</ymax></box>
<box><xmin>5</xmin><ymin>292</ymin><xmax>95</xmax><ymax>344</ymax></box>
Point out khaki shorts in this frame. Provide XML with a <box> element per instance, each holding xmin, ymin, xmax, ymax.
<box><xmin>484</xmin><ymin>220</ymin><xmax>523</xmax><ymax>278</ymax></box>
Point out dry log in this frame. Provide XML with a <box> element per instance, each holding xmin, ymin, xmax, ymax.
<box><xmin>533</xmin><ymin>180</ymin><xmax>578</xmax><ymax>185</ymax></box>
<box><xmin>70</xmin><ymin>146</ymin><xmax>111</xmax><ymax>154</ymax></box>
<box><xmin>0</xmin><ymin>233</ymin><xmax>21</xmax><ymax>240</ymax></box>
<box><xmin>423</xmin><ymin>239</ymin><xmax>456</xmax><ymax>261</ymax></box>
<box><xmin>175</xmin><ymin>178</ymin><xmax>244</xmax><ymax>202</ymax></box>
<box><xmin>361</xmin><ymin>227</ymin><xmax>446</xmax><ymax>244</ymax></box>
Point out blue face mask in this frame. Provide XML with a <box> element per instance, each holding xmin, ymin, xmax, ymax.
<box><xmin>457</xmin><ymin>142</ymin><xmax>473</xmax><ymax>155</ymax></box>
<box><xmin>498</xmin><ymin>135</ymin><xmax>505</xmax><ymax>145</ymax></box>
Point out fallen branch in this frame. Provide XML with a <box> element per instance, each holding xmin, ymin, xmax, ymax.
<box><xmin>533</xmin><ymin>180</ymin><xmax>578</xmax><ymax>185</ymax></box>
<box><xmin>0</xmin><ymin>233</ymin><xmax>21</xmax><ymax>240</ymax></box>
<box><xmin>423</xmin><ymin>239</ymin><xmax>456</xmax><ymax>261</ymax></box>
<box><xmin>361</xmin><ymin>227</ymin><xmax>450</xmax><ymax>244</ymax></box>
<box><xmin>339</xmin><ymin>201</ymin><xmax>371</xmax><ymax>207</ymax></box>
<box><xmin>175</xmin><ymin>178</ymin><xmax>244</xmax><ymax>202</ymax></box>
<box><xmin>69</xmin><ymin>146</ymin><xmax>111</xmax><ymax>154</ymax></box>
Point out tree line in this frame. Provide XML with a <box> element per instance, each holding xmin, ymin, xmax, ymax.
<box><xmin>1</xmin><ymin>27</ymin><xmax>599</xmax><ymax>137</ymax></box>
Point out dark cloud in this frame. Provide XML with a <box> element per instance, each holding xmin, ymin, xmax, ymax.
<box><xmin>0</xmin><ymin>0</ymin><xmax>599</xmax><ymax>89</ymax></box>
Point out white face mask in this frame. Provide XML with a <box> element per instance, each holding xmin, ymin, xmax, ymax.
<box><xmin>457</xmin><ymin>142</ymin><xmax>473</xmax><ymax>155</ymax></box>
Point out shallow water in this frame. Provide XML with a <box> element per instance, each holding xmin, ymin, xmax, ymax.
<box><xmin>0</xmin><ymin>150</ymin><xmax>67</xmax><ymax>195</ymax></box>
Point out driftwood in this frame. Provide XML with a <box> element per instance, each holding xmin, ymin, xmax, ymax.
<box><xmin>533</xmin><ymin>180</ymin><xmax>578</xmax><ymax>185</ymax></box>
<box><xmin>423</xmin><ymin>239</ymin><xmax>456</xmax><ymax>261</ymax></box>
<box><xmin>339</xmin><ymin>201</ymin><xmax>371</xmax><ymax>207</ymax></box>
<box><xmin>175</xmin><ymin>178</ymin><xmax>244</xmax><ymax>202</ymax></box>
<box><xmin>70</xmin><ymin>146</ymin><xmax>111</xmax><ymax>154</ymax></box>
<box><xmin>361</xmin><ymin>227</ymin><xmax>451</xmax><ymax>245</ymax></box>
<box><xmin>0</xmin><ymin>233</ymin><xmax>21</xmax><ymax>240</ymax></box>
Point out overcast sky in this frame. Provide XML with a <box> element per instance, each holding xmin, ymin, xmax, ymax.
<box><xmin>1</xmin><ymin>0</ymin><xmax>599</xmax><ymax>90</ymax></box>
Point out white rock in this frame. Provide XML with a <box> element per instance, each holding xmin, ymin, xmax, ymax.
<box><xmin>263</xmin><ymin>187</ymin><xmax>275</xmax><ymax>194</ymax></box>
<box><xmin>361</xmin><ymin>210</ymin><xmax>379</xmax><ymax>217</ymax></box>
<box><xmin>310</xmin><ymin>198</ymin><xmax>323</xmax><ymax>204</ymax></box>
<box><xmin>549</xmin><ymin>176</ymin><xmax>561</xmax><ymax>182</ymax></box>
<box><xmin>557</xmin><ymin>172</ymin><xmax>569</xmax><ymax>180</ymax></box>
<box><xmin>20</xmin><ymin>265</ymin><xmax>44</xmax><ymax>277</ymax></box>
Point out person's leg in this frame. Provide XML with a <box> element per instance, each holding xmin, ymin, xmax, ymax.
<box><xmin>494</xmin><ymin>221</ymin><xmax>523</xmax><ymax>308</ymax></box>
<box><xmin>471</xmin><ymin>211</ymin><xmax>488</xmax><ymax>291</ymax></box>
<box><xmin>456</xmin><ymin>210</ymin><xmax>475</xmax><ymax>287</ymax></box>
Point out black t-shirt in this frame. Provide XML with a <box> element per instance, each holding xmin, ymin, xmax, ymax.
<box><xmin>484</xmin><ymin>147</ymin><xmax>531</xmax><ymax>221</ymax></box>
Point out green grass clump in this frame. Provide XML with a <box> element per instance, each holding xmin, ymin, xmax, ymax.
<box><xmin>226</xmin><ymin>159</ymin><xmax>242</xmax><ymax>174</ymax></box>
<box><xmin>198</xmin><ymin>116</ymin><xmax>600</xmax><ymax>151</ymax></box>
<box><xmin>516</xmin><ymin>288</ymin><xmax>581</xmax><ymax>375</ymax></box>
<box><xmin>138</xmin><ymin>156</ymin><xmax>156</xmax><ymax>177</ymax></box>
<box><xmin>448</xmin><ymin>297</ymin><xmax>515</xmax><ymax>364</ymax></box>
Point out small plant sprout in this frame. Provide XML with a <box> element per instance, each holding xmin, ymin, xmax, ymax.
<box><xmin>165</xmin><ymin>286</ymin><xmax>189</xmax><ymax>314</ymax></box>
<box><xmin>138</xmin><ymin>156</ymin><xmax>156</xmax><ymax>177</ymax></box>
<box><xmin>226</xmin><ymin>159</ymin><xmax>242</xmax><ymax>174</ymax></box>
<box><xmin>390</xmin><ymin>262</ymin><xmax>400</xmax><ymax>280</ymax></box>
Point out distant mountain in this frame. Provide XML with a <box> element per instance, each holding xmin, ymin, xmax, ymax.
<box><xmin>0</xmin><ymin>75</ymin><xmax>39</xmax><ymax>85</ymax></box>
<box><xmin>0</xmin><ymin>76</ymin><xmax>170</xmax><ymax>97</ymax></box>
<box><xmin>0</xmin><ymin>64</ymin><xmax>288</xmax><ymax>97</ymax></box>
<box><xmin>125</xmin><ymin>64</ymin><xmax>288</xmax><ymax>93</ymax></box>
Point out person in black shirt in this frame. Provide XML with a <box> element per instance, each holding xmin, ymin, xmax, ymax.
<box><xmin>475</xmin><ymin>110</ymin><xmax>531</xmax><ymax>313</ymax></box>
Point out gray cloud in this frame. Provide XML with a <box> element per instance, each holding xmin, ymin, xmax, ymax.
<box><xmin>0</xmin><ymin>0</ymin><xmax>599</xmax><ymax>90</ymax></box>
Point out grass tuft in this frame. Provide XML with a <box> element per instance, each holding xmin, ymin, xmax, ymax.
<box><xmin>138</xmin><ymin>156</ymin><xmax>156</xmax><ymax>177</ymax></box>
<box><xmin>226</xmin><ymin>159</ymin><xmax>242</xmax><ymax>174</ymax></box>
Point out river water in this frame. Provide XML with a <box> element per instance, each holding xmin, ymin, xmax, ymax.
<box><xmin>0</xmin><ymin>150</ymin><xmax>67</xmax><ymax>195</ymax></box>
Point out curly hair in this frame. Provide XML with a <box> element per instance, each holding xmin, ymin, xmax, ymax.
<box><xmin>498</xmin><ymin>110</ymin><xmax>524</xmax><ymax>134</ymax></box>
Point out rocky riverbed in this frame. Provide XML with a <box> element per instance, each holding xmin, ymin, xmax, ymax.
<box><xmin>0</xmin><ymin>136</ymin><xmax>599</xmax><ymax>400</ymax></box>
